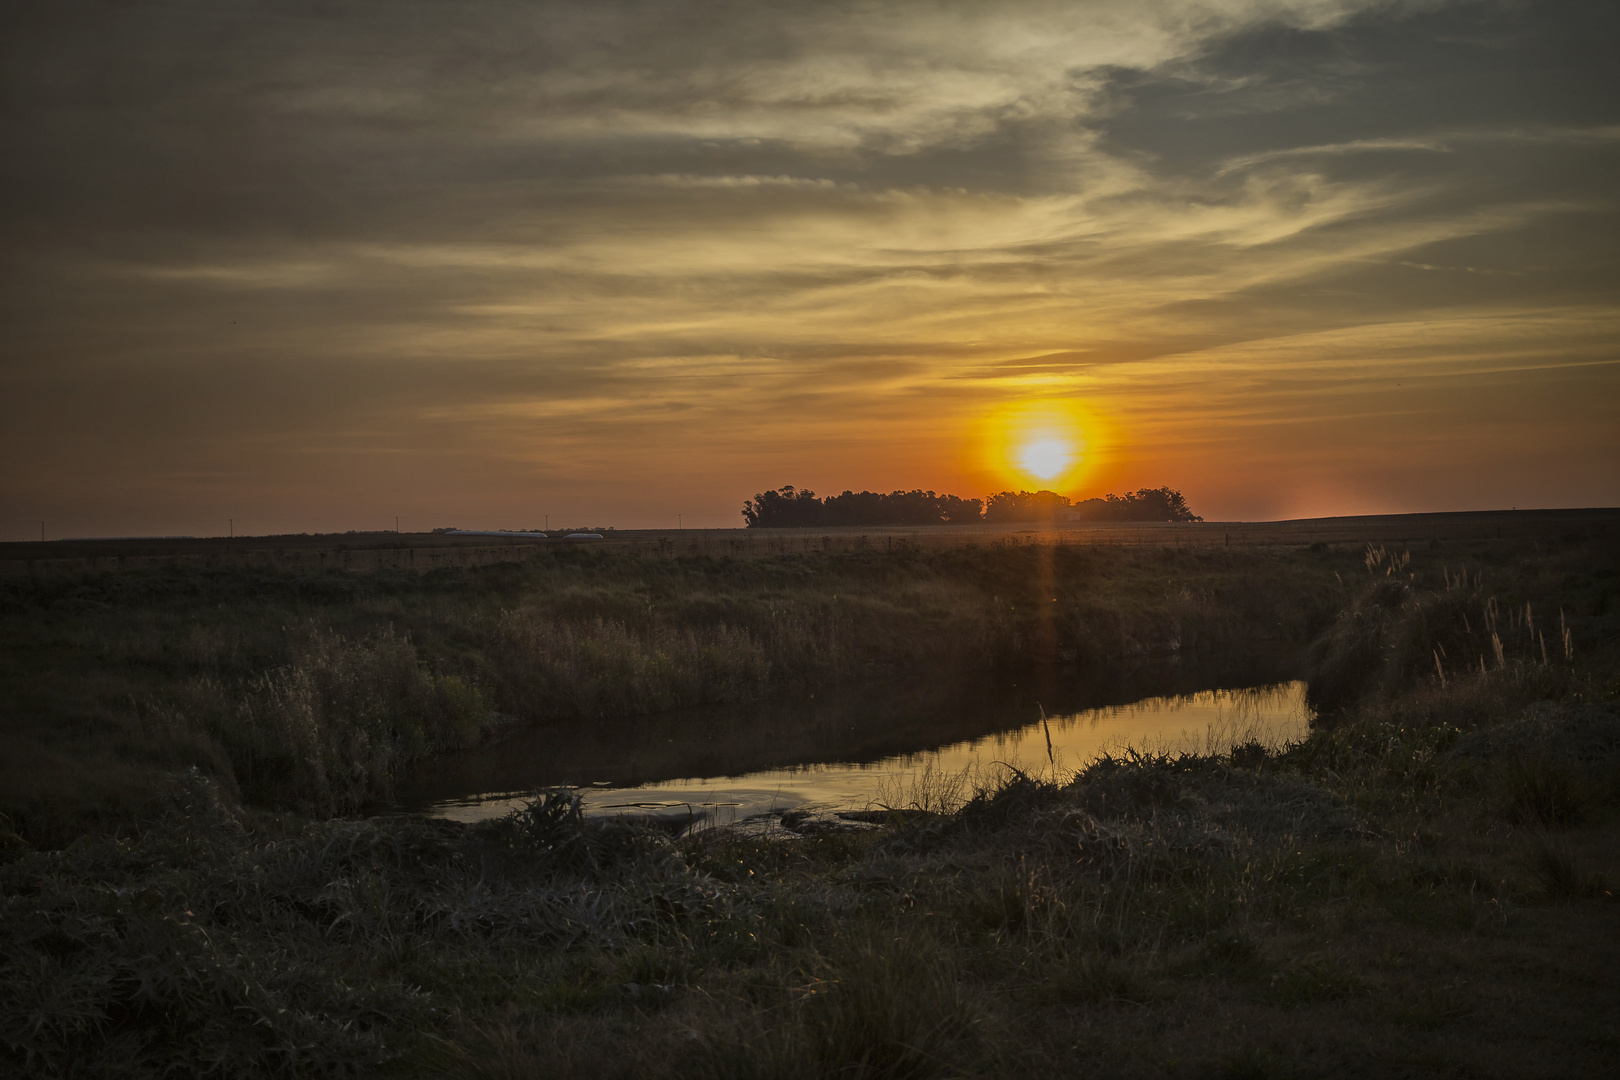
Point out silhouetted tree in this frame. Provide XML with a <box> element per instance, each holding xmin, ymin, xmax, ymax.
<box><xmin>741</xmin><ymin>486</ymin><xmax>824</xmax><ymax>528</ymax></box>
<box><xmin>984</xmin><ymin>490</ymin><xmax>1072</xmax><ymax>523</ymax></box>
<box><xmin>740</xmin><ymin>485</ymin><xmax>1197</xmax><ymax>526</ymax></box>
<box><xmin>939</xmin><ymin>494</ymin><xmax>984</xmax><ymax>523</ymax></box>
<box><xmin>1072</xmin><ymin>487</ymin><xmax>1202</xmax><ymax>522</ymax></box>
<box><xmin>822</xmin><ymin>490</ymin><xmax>886</xmax><ymax>526</ymax></box>
<box><xmin>743</xmin><ymin>487</ymin><xmax>985</xmax><ymax>527</ymax></box>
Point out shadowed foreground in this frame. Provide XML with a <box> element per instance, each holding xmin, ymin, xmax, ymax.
<box><xmin>4</xmin><ymin>705</ymin><xmax>1616</xmax><ymax>1078</ymax></box>
<box><xmin>2</xmin><ymin>534</ymin><xmax>1617</xmax><ymax>1077</ymax></box>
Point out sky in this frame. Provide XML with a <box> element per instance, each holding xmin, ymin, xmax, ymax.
<box><xmin>2</xmin><ymin>0</ymin><xmax>1616</xmax><ymax>535</ymax></box>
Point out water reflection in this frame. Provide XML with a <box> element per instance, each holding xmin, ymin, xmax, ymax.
<box><xmin>400</xmin><ymin>661</ymin><xmax>1311</xmax><ymax>829</ymax></box>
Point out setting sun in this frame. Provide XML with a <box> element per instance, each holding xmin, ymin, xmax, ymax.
<box><xmin>1018</xmin><ymin>436</ymin><xmax>1072</xmax><ymax>480</ymax></box>
<box><xmin>975</xmin><ymin>400</ymin><xmax>1102</xmax><ymax>490</ymax></box>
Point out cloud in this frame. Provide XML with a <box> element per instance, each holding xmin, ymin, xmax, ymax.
<box><xmin>1</xmin><ymin>0</ymin><xmax>1616</xmax><ymax>532</ymax></box>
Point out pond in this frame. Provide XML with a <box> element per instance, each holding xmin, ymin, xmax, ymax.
<box><xmin>396</xmin><ymin>662</ymin><xmax>1312</xmax><ymax>832</ymax></box>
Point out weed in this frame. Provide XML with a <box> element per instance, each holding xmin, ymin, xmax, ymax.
<box><xmin>871</xmin><ymin>761</ymin><xmax>976</xmax><ymax>817</ymax></box>
<box><xmin>954</xmin><ymin>857</ymin><xmax>1063</xmax><ymax>941</ymax></box>
<box><xmin>222</xmin><ymin>626</ymin><xmax>493</xmax><ymax>813</ymax></box>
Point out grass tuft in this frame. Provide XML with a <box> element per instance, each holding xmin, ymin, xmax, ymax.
<box><xmin>695</xmin><ymin>924</ymin><xmax>977</xmax><ymax>1080</ymax></box>
<box><xmin>1500</xmin><ymin>755</ymin><xmax>1593</xmax><ymax>828</ymax></box>
<box><xmin>1522</xmin><ymin>832</ymin><xmax>1607</xmax><ymax>900</ymax></box>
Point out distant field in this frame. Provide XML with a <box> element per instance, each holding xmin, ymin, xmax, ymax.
<box><xmin>2</xmin><ymin>507</ymin><xmax>1615</xmax><ymax>576</ymax></box>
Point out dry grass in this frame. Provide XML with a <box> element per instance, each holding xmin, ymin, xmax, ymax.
<box><xmin>1</xmin><ymin>540</ymin><xmax>1355</xmax><ymax>844</ymax></box>
<box><xmin>3</xmin><ymin>533</ymin><xmax>1618</xmax><ymax>1077</ymax></box>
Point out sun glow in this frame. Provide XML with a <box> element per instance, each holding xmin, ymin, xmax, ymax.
<box><xmin>975</xmin><ymin>400</ymin><xmax>1103</xmax><ymax>489</ymax></box>
<box><xmin>1019</xmin><ymin>437</ymin><xmax>1072</xmax><ymax>480</ymax></box>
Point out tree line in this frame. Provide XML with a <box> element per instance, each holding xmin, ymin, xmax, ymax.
<box><xmin>741</xmin><ymin>486</ymin><xmax>1201</xmax><ymax>527</ymax></box>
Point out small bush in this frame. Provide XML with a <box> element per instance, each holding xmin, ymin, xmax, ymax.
<box><xmin>800</xmin><ymin>927</ymin><xmax>977</xmax><ymax>1079</ymax></box>
<box><xmin>1306</xmin><ymin>578</ymin><xmax>1408</xmax><ymax>710</ymax></box>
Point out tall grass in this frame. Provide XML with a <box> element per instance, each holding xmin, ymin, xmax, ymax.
<box><xmin>2</xmin><ymin>542</ymin><xmax>1356</xmax><ymax>841</ymax></box>
<box><xmin>1306</xmin><ymin>542</ymin><xmax>1596</xmax><ymax>719</ymax></box>
<box><xmin>216</xmin><ymin>626</ymin><xmax>489</xmax><ymax>813</ymax></box>
<box><xmin>489</xmin><ymin>611</ymin><xmax>775</xmax><ymax>719</ymax></box>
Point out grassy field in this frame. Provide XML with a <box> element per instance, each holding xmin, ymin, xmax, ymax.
<box><xmin>2</xmin><ymin>533</ymin><xmax>1361</xmax><ymax>844</ymax></box>
<box><xmin>2</xmin><ymin>515</ymin><xmax>1617</xmax><ymax>1077</ymax></box>
<box><xmin>4</xmin><ymin>507</ymin><xmax>1613</xmax><ymax>577</ymax></box>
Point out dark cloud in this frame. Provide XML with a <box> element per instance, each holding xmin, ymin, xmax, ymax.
<box><xmin>1095</xmin><ymin>1</ymin><xmax>1619</xmax><ymax>163</ymax></box>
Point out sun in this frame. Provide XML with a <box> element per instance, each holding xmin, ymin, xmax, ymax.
<box><xmin>973</xmin><ymin>400</ymin><xmax>1099</xmax><ymax>489</ymax></box>
<box><xmin>1019</xmin><ymin>436</ymin><xmax>1072</xmax><ymax>480</ymax></box>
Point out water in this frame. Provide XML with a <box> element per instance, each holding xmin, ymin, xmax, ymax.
<box><xmin>398</xmin><ymin>662</ymin><xmax>1313</xmax><ymax>831</ymax></box>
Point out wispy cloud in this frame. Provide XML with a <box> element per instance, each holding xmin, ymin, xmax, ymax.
<box><xmin>1</xmin><ymin>0</ymin><xmax>1615</xmax><ymax>533</ymax></box>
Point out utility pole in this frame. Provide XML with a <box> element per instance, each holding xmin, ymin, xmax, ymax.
<box><xmin>545</xmin><ymin>514</ymin><xmax>549</xmax><ymax>531</ymax></box>
<box><xmin>395</xmin><ymin>516</ymin><xmax>399</xmax><ymax>534</ymax></box>
<box><xmin>40</xmin><ymin>521</ymin><xmax>45</xmax><ymax>542</ymax></box>
<box><xmin>678</xmin><ymin>514</ymin><xmax>682</xmax><ymax>530</ymax></box>
<box><xmin>229</xmin><ymin>518</ymin><xmax>233</xmax><ymax>538</ymax></box>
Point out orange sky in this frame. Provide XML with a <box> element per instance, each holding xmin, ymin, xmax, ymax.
<box><xmin>2</xmin><ymin>1</ymin><xmax>1617</xmax><ymax>536</ymax></box>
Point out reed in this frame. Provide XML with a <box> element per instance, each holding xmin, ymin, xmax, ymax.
<box><xmin>2</xmin><ymin>541</ymin><xmax>1354</xmax><ymax>844</ymax></box>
